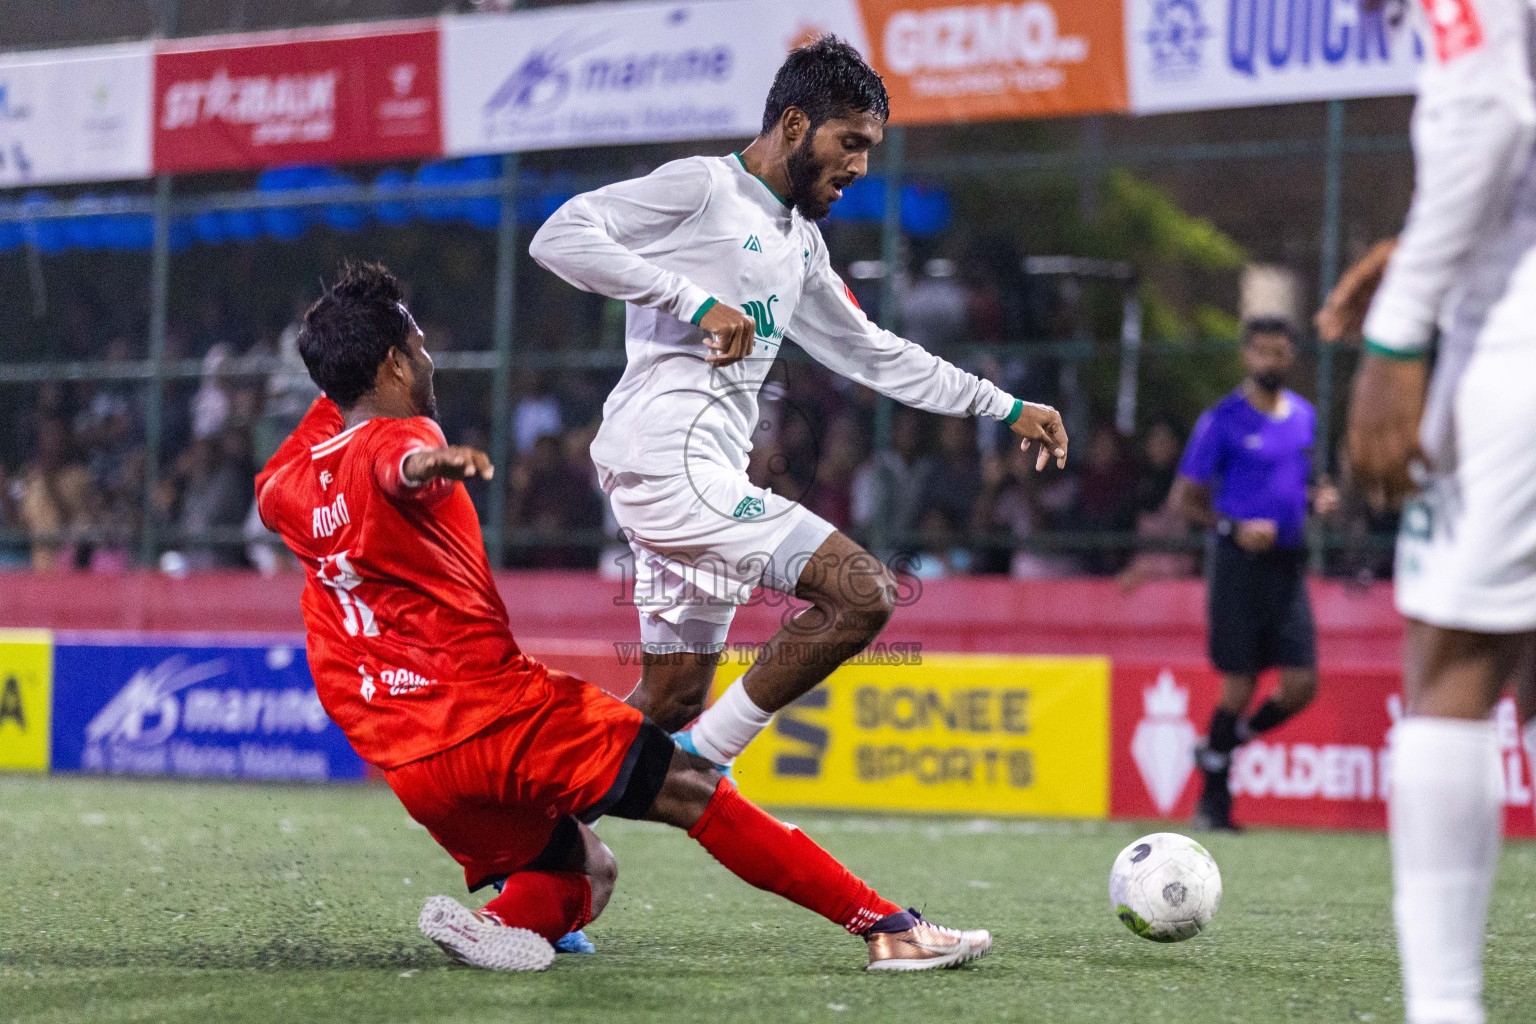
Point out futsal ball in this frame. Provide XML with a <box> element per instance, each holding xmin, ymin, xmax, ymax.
<box><xmin>1109</xmin><ymin>832</ymin><xmax>1222</xmax><ymax>942</ymax></box>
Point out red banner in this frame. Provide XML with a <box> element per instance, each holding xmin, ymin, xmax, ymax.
<box><xmin>1110</xmin><ymin>663</ymin><xmax>1536</xmax><ymax>837</ymax></box>
<box><xmin>153</xmin><ymin>22</ymin><xmax>441</xmax><ymax>174</ymax></box>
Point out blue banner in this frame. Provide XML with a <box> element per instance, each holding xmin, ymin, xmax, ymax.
<box><xmin>51</xmin><ymin>638</ymin><xmax>367</xmax><ymax>782</ymax></box>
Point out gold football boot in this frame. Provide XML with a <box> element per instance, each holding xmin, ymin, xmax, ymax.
<box><xmin>864</xmin><ymin>910</ymin><xmax>993</xmax><ymax>971</ymax></box>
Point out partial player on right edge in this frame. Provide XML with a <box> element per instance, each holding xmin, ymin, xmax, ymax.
<box><xmin>1341</xmin><ymin>0</ymin><xmax>1536</xmax><ymax>1021</ymax></box>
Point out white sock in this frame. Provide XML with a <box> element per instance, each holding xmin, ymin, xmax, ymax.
<box><xmin>1390</xmin><ymin>717</ymin><xmax>1503</xmax><ymax>1024</ymax></box>
<box><xmin>689</xmin><ymin>680</ymin><xmax>774</xmax><ymax>764</ymax></box>
<box><xmin>1523</xmin><ymin>719</ymin><xmax>1536</xmax><ymax>825</ymax></box>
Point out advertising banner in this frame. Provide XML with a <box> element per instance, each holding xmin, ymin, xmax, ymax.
<box><xmin>856</xmin><ymin>0</ymin><xmax>1129</xmax><ymax>123</ymax></box>
<box><xmin>1110</xmin><ymin>663</ymin><xmax>1536</xmax><ymax>836</ymax></box>
<box><xmin>0</xmin><ymin>42</ymin><xmax>153</xmax><ymax>187</ymax></box>
<box><xmin>51</xmin><ymin>636</ymin><xmax>367</xmax><ymax>782</ymax></box>
<box><xmin>153</xmin><ymin>22</ymin><xmax>441</xmax><ymax>174</ymax></box>
<box><xmin>0</xmin><ymin>629</ymin><xmax>54</xmax><ymax>772</ymax></box>
<box><xmin>1126</xmin><ymin>0</ymin><xmax>1422</xmax><ymax>114</ymax></box>
<box><xmin>729</xmin><ymin>654</ymin><xmax>1109</xmax><ymax>818</ymax></box>
<box><xmin>442</xmin><ymin>0</ymin><xmax>869</xmax><ymax>155</ymax></box>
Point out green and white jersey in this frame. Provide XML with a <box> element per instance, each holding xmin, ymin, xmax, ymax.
<box><xmin>530</xmin><ymin>153</ymin><xmax>1018</xmax><ymax>479</ymax></box>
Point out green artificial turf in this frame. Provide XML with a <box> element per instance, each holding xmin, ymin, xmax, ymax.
<box><xmin>3</xmin><ymin>774</ymin><xmax>1534</xmax><ymax>1023</ymax></box>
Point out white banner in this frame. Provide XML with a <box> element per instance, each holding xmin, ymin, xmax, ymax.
<box><xmin>442</xmin><ymin>0</ymin><xmax>867</xmax><ymax>155</ymax></box>
<box><xmin>0</xmin><ymin>42</ymin><xmax>153</xmax><ymax>187</ymax></box>
<box><xmin>1126</xmin><ymin>0</ymin><xmax>1423</xmax><ymax>114</ymax></box>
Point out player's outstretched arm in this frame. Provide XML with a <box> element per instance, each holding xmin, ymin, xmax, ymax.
<box><xmin>791</xmin><ymin>241</ymin><xmax>1066</xmax><ymax>469</ymax></box>
<box><xmin>401</xmin><ymin>446</ymin><xmax>494</xmax><ymax>485</ymax></box>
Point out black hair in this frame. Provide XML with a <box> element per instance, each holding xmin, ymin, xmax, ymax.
<box><xmin>298</xmin><ymin>261</ymin><xmax>412</xmax><ymax>408</ymax></box>
<box><xmin>761</xmin><ymin>35</ymin><xmax>888</xmax><ymax>135</ymax></box>
<box><xmin>1242</xmin><ymin>316</ymin><xmax>1298</xmax><ymax>346</ymax></box>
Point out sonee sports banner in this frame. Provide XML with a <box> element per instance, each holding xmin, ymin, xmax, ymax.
<box><xmin>726</xmin><ymin>654</ymin><xmax>1111</xmax><ymax>819</ymax></box>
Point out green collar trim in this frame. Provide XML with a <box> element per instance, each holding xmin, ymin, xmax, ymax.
<box><xmin>733</xmin><ymin>152</ymin><xmax>790</xmax><ymax>208</ymax></box>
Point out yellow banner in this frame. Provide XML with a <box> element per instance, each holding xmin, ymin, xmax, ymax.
<box><xmin>722</xmin><ymin>654</ymin><xmax>1108</xmax><ymax>818</ymax></box>
<box><xmin>0</xmin><ymin>629</ymin><xmax>53</xmax><ymax>772</ymax></box>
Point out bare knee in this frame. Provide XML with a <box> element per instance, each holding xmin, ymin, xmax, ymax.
<box><xmin>632</xmin><ymin>652</ymin><xmax>720</xmax><ymax>731</ymax></box>
<box><xmin>827</xmin><ymin>556</ymin><xmax>896</xmax><ymax>640</ymax></box>
<box><xmin>585</xmin><ymin>838</ymin><xmax>618</xmax><ymax>920</ymax></box>
<box><xmin>642</xmin><ymin>749</ymin><xmax>723</xmax><ymax>830</ymax></box>
<box><xmin>1406</xmin><ymin>620</ymin><xmax>1527</xmax><ymax>718</ymax></box>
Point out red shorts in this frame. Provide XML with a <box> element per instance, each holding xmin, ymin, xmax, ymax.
<box><xmin>383</xmin><ymin>668</ymin><xmax>650</xmax><ymax>890</ymax></box>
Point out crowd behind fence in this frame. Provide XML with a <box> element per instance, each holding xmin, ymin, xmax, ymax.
<box><xmin>0</xmin><ymin>108</ymin><xmax>1409</xmax><ymax>580</ymax></box>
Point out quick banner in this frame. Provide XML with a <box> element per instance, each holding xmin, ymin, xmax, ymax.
<box><xmin>0</xmin><ymin>42</ymin><xmax>153</xmax><ymax>187</ymax></box>
<box><xmin>728</xmin><ymin>654</ymin><xmax>1110</xmax><ymax>818</ymax></box>
<box><xmin>50</xmin><ymin>635</ymin><xmax>367</xmax><ymax>783</ymax></box>
<box><xmin>153</xmin><ymin>21</ymin><xmax>442</xmax><ymax>173</ymax></box>
<box><xmin>1126</xmin><ymin>0</ymin><xmax>1422</xmax><ymax>114</ymax></box>
<box><xmin>1110</xmin><ymin>662</ymin><xmax>1536</xmax><ymax>837</ymax></box>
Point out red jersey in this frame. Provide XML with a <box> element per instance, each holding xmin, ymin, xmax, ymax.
<box><xmin>256</xmin><ymin>397</ymin><xmax>542</xmax><ymax>768</ymax></box>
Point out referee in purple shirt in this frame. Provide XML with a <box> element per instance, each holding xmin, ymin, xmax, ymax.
<box><xmin>1170</xmin><ymin>317</ymin><xmax>1340</xmax><ymax>830</ymax></box>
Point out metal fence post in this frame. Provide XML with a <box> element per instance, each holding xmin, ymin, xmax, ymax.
<box><xmin>1312</xmin><ymin>98</ymin><xmax>1345</xmax><ymax>570</ymax></box>
<box><xmin>485</xmin><ymin>151</ymin><xmax>520</xmax><ymax>568</ymax></box>
<box><xmin>138</xmin><ymin>174</ymin><xmax>172</xmax><ymax>566</ymax></box>
<box><xmin>872</xmin><ymin>125</ymin><xmax>906</xmax><ymax>554</ymax></box>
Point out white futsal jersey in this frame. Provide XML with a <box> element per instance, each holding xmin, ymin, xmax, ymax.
<box><xmin>530</xmin><ymin>153</ymin><xmax>1020</xmax><ymax>483</ymax></box>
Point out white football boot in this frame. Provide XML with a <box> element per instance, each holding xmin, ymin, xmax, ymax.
<box><xmin>417</xmin><ymin>894</ymin><xmax>555</xmax><ymax>971</ymax></box>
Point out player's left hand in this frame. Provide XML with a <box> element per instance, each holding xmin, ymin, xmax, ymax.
<box><xmin>1310</xmin><ymin>478</ymin><xmax>1341</xmax><ymax>517</ymax></box>
<box><xmin>402</xmin><ymin>445</ymin><xmax>495</xmax><ymax>485</ymax></box>
<box><xmin>1009</xmin><ymin>402</ymin><xmax>1068</xmax><ymax>470</ymax></box>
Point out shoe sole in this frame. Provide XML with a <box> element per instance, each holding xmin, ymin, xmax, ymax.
<box><xmin>867</xmin><ymin>931</ymin><xmax>994</xmax><ymax>971</ymax></box>
<box><xmin>418</xmin><ymin>895</ymin><xmax>555</xmax><ymax>971</ymax></box>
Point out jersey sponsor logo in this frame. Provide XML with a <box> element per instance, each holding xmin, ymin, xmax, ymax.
<box><xmin>358</xmin><ymin>664</ymin><xmax>376</xmax><ymax>702</ymax></box>
<box><xmin>379</xmin><ymin>667</ymin><xmax>435</xmax><ymax>696</ymax></box>
<box><xmin>732</xmin><ymin>495</ymin><xmax>766</xmax><ymax>520</ymax></box>
<box><xmin>743</xmin><ymin>234</ymin><xmax>762</xmax><ymax>252</ymax></box>
<box><xmin>311</xmin><ymin>492</ymin><xmax>351</xmax><ymax>538</ymax></box>
<box><xmin>741</xmin><ymin>295</ymin><xmax>785</xmax><ymax>342</ymax></box>
<box><xmin>1422</xmin><ymin>0</ymin><xmax>1483</xmax><ymax>62</ymax></box>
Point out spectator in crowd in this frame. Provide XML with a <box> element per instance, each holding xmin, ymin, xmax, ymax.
<box><xmin>804</xmin><ymin>415</ymin><xmax>865</xmax><ymax>531</ymax></box>
<box><xmin>1117</xmin><ymin>420</ymin><xmax>1199</xmax><ymax>593</ymax></box>
<box><xmin>15</xmin><ymin>416</ymin><xmax>92</xmax><ymax>571</ymax></box>
<box><xmin>507</xmin><ymin>432</ymin><xmax>604</xmax><ymax>569</ymax></box>
<box><xmin>512</xmin><ymin>369</ymin><xmax>562</xmax><ymax>455</ymax></box>
<box><xmin>912</xmin><ymin>417</ymin><xmax>983</xmax><ymax>556</ymax></box>
<box><xmin>851</xmin><ymin>409</ymin><xmax>925</xmax><ymax>552</ymax></box>
<box><xmin>899</xmin><ymin>258</ymin><xmax>970</xmax><ymax>357</ymax></box>
<box><xmin>166</xmin><ymin>426</ymin><xmax>255</xmax><ymax>570</ymax></box>
<box><xmin>1072</xmin><ymin>424</ymin><xmax>1137</xmax><ymax>575</ymax></box>
<box><xmin>190</xmin><ymin>344</ymin><xmax>234</xmax><ymax>441</ymax></box>
<box><xmin>973</xmin><ymin>443</ymin><xmax>1078</xmax><ymax>579</ymax></box>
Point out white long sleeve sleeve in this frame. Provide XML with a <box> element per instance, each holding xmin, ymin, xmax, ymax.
<box><xmin>1362</xmin><ymin>0</ymin><xmax>1536</xmax><ymax>355</ymax></box>
<box><xmin>529</xmin><ymin>158</ymin><xmax>718</xmax><ymax>326</ymax></box>
<box><xmin>789</xmin><ymin>240</ymin><xmax>1018</xmax><ymax>422</ymax></box>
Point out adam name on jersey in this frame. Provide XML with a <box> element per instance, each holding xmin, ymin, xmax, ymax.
<box><xmin>312</xmin><ymin>493</ymin><xmax>351</xmax><ymax>538</ymax></box>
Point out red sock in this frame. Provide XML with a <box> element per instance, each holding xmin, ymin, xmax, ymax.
<box><xmin>687</xmin><ymin>780</ymin><xmax>901</xmax><ymax>934</ymax></box>
<box><xmin>479</xmin><ymin>871</ymin><xmax>592</xmax><ymax>944</ymax></box>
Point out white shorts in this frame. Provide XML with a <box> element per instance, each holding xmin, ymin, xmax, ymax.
<box><xmin>602</xmin><ymin>468</ymin><xmax>838</xmax><ymax>653</ymax></box>
<box><xmin>1395</xmin><ymin>344</ymin><xmax>1536</xmax><ymax>632</ymax></box>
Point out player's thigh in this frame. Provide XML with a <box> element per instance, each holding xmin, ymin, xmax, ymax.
<box><xmin>1397</xmin><ymin>345</ymin><xmax>1536</xmax><ymax>632</ymax></box>
<box><xmin>791</xmin><ymin>529</ymin><xmax>896</xmax><ymax>617</ymax></box>
<box><xmin>1206</xmin><ymin>539</ymin><xmax>1263</xmax><ymax>675</ymax></box>
<box><xmin>1403</xmin><ymin>619</ymin><xmax>1532</xmax><ymax>718</ymax></box>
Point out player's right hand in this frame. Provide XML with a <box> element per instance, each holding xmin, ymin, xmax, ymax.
<box><xmin>1346</xmin><ymin>352</ymin><xmax>1426</xmax><ymax>509</ymax></box>
<box><xmin>1233</xmin><ymin>519</ymin><xmax>1278</xmax><ymax>552</ymax></box>
<box><xmin>1009</xmin><ymin>402</ymin><xmax>1069</xmax><ymax>470</ymax></box>
<box><xmin>699</xmin><ymin>302</ymin><xmax>757</xmax><ymax>368</ymax></box>
<box><xmin>402</xmin><ymin>445</ymin><xmax>494</xmax><ymax>485</ymax></box>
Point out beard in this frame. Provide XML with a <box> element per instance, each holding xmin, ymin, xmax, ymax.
<box><xmin>410</xmin><ymin>359</ymin><xmax>438</xmax><ymax>419</ymax></box>
<box><xmin>1251</xmin><ymin>369</ymin><xmax>1287</xmax><ymax>393</ymax></box>
<box><xmin>786</xmin><ymin>134</ymin><xmax>832</xmax><ymax>220</ymax></box>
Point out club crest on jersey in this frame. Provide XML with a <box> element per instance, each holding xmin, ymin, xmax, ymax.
<box><xmin>741</xmin><ymin>295</ymin><xmax>785</xmax><ymax>342</ymax></box>
<box><xmin>743</xmin><ymin>234</ymin><xmax>762</xmax><ymax>252</ymax></box>
<box><xmin>358</xmin><ymin>664</ymin><xmax>376</xmax><ymax>702</ymax></box>
<box><xmin>733</xmin><ymin>496</ymin><xmax>766</xmax><ymax>520</ymax></box>
<box><xmin>319</xmin><ymin>469</ymin><xmax>333</xmax><ymax>489</ymax></box>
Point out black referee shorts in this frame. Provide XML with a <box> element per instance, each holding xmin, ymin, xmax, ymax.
<box><xmin>1206</xmin><ymin>535</ymin><xmax>1316</xmax><ymax>676</ymax></box>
